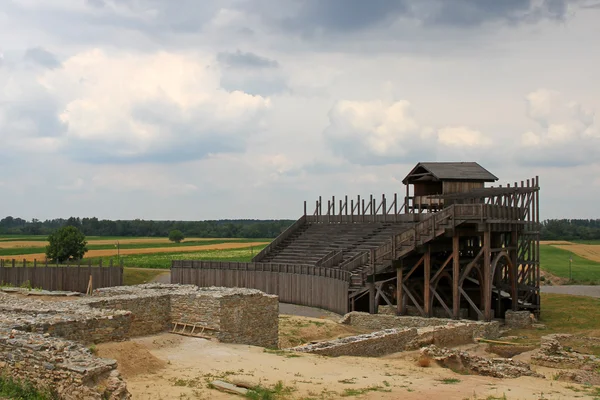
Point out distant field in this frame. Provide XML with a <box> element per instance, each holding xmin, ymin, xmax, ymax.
<box><xmin>0</xmin><ymin>238</ymin><xmax>269</xmax><ymax>256</ymax></box>
<box><xmin>103</xmin><ymin>246</ymin><xmax>267</xmax><ymax>269</ymax></box>
<box><xmin>540</xmin><ymin>242</ymin><xmax>600</xmax><ymax>283</ymax></box>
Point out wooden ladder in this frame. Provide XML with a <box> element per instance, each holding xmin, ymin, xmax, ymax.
<box><xmin>171</xmin><ymin>321</ymin><xmax>215</xmax><ymax>340</ymax></box>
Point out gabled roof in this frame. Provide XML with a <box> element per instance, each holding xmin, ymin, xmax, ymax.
<box><xmin>402</xmin><ymin>162</ymin><xmax>498</xmax><ymax>184</ymax></box>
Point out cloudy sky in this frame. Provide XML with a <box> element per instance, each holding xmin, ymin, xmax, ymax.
<box><xmin>1</xmin><ymin>0</ymin><xmax>599</xmax><ymax>221</ymax></box>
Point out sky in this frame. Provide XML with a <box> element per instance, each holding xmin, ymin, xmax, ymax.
<box><xmin>0</xmin><ymin>0</ymin><xmax>599</xmax><ymax>221</ymax></box>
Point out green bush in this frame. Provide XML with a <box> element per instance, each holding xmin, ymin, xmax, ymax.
<box><xmin>45</xmin><ymin>226</ymin><xmax>88</xmax><ymax>263</ymax></box>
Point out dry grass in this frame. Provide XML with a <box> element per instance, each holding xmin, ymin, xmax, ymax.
<box><xmin>7</xmin><ymin>242</ymin><xmax>269</xmax><ymax>261</ymax></box>
<box><xmin>0</xmin><ymin>237</ymin><xmax>238</xmax><ymax>249</ymax></box>
<box><xmin>552</xmin><ymin>243</ymin><xmax>600</xmax><ymax>263</ymax></box>
<box><xmin>278</xmin><ymin>315</ymin><xmax>373</xmax><ymax>348</ymax></box>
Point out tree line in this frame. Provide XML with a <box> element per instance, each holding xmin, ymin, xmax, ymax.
<box><xmin>0</xmin><ymin>216</ymin><xmax>295</xmax><ymax>239</ymax></box>
<box><xmin>1</xmin><ymin>216</ymin><xmax>599</xmax><ymax>241</ymax></box>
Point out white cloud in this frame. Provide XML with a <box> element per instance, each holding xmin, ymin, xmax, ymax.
<box><xmin>2</xmin><ymin>49</ymin><xmax>271</xmax><ymax>163</ymax></box>
<box><xmin>520</xmin><ymin>89</ymin><xmax>599</xmax><ymax>166</ymax></box>
<box><xmin>438</xmin><ymin>126</ymin><xmax>492</xmax><ymax>147</ymax></box>
<box><xmin>323</xmin><ymin>98</ymin><xmax>493</xmax><ymax>165</ymax></box>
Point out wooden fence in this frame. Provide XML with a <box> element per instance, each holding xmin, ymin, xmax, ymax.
<box><xmin>0</xmin><ymin>259</ymin><xmax>123</xmax><ymax>292</ymax></box>
<box><xmin>171</xmin><ymin>260</ymin><xmax>350</xmax><ymax>315</ymax></box>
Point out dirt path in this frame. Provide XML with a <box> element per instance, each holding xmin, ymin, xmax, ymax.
<box><xmin>98</xmin><ymin>333</ymin><xmax>595</xmax><ymax>400</ymax></box>
<box><xmin>540</xmin><ymin>285</ymin><xmax>600</xmax><ymax>298</ymax></box>
<box><xmin>8</xmin><ymin>242</ymin><xmax>268</xmax><ymax>261</ymax></box>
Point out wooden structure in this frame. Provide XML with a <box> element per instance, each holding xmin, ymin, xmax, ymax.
<box><xmin>171</xmin><ymin>260</ymin><xmax>350</xmax><ymax>315</ymax></box>
<box><xmin>175</xmin><ymin>162</ymin><xmax>540</xmax><ymax>321</ymax></box>
<box><xmin>0</xmin><ymin>259</ymin><xmax>123</xmax><ymax>293</ymax></box>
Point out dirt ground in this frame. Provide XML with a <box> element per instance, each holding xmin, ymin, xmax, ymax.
<box><xmin>97</xmin><ymin>333</ymin><xmax>597</xmax><ymax>400</ymax></box>
<box><xmin>8</xmin><ymin>242</ymin><xmax>268</xmax><ymax>261</ymax></box>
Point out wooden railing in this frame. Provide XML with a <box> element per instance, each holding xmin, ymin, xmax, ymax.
<box><xmin>252</xmin><ymin>215</ymin><xmax>306</xmax><ymax>262</ymax></box>
<box><xmin>338</xmin><ymin>252</ymin><xmax>370</xmax><ymax>272</ymax></box>
<box><xmin>315</xmin><ymin>250</ymin><xmax>344</xmax><ymax>268</ymax></box>
<box><xmin>305</xmin><ymin>193</ymin><xmax>415</xmax><ymax>223</ymax></box>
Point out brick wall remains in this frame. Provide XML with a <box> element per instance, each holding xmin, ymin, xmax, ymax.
<box><xmin>0</xmin><ymin>329</ymin><xmax>129</xmax><ymax>399</ymax></box>
<box><xmin>219</xmin><ymin>292</ymin><xmax>279</xmax><ymax>348</ymax></box>
<box><xmin>291</xmin><ymin>328</ymin><xmax>418</xmax><ymax>357</ymax></box>
<box><xmin>504</xmin><ymin>310</ymin><xmax>533</xmax><ymax>329</ymax></box>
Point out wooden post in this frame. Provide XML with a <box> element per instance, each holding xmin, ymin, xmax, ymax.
<box><xmin>510</xmin><ymin>230</ymin><xmax>518</xmax><ymax>310</ymax></box>
<box><xmin>424</xmin><ymin>245</ymin><xmax>431</xmax><ymax>317</ymax></box>
<box><xmin>304</xmin><ymin>201</ymin><xmax>307</xmax><ymax>216</ymax></box>
<box><xmin>369</xmin><ymin>281</ymin><xmax>376</xmax><ymax>314</ymax></box>
<box><xmin>396</xmin><ymin>259</ymin><xmax>403</xmax><ymax>315</ymax></box>
<box><xmin>453</xmin><ymin>233</ymin><xmax>460</xmax><ymax>319</ymax></box>
<box><xmin>483</xmin><ymin>229</ymin><xmax>492</xmax><ymax>321</ymax></box>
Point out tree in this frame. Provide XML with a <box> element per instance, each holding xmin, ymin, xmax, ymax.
<box><xmin>168</xmin><ymin>229</ymin><xmax>185</xmax><ymax>243</ymax></box>
<box><xmin>46</xmin><ymin>226</ymin><xmax>88</xmax><ymax>262</ymax></box>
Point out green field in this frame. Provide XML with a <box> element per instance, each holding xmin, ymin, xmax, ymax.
<box><xmin>98</xmin><ymin>245</ymin><xmax>267</xmax><ymax>269</ymax></box>
<box><xmin>540</xmin><ymin>244</ymin><xmax>600</xmax><ymax>283</ymax></box>
<box><xmin>0</xmin><ymin>238</ymin><xmax>269</xmax><ymax>257</ymax></box>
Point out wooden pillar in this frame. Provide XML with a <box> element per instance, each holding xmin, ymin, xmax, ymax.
<box><xmin>510</xmin><ymin>230</ymin><xmax>518</xmax><ymax>311</ymax></box>
<box><xmin>424</xmin><ymin>245</ymin><xmax>431</xmax><ymax>317</ymax></box>
<box><xmin>369</xmin><ymin>281</ymin><xmax>376</xmax><ymax>314</ymax></box>
<box><xmin>452</xmin><ymin>233</ymin><xmax>460</xmax><ymax>319</ymax></box>
<box><xmin>483</xmin><ymin>229</ymin><xmax>492</xmax><ymax>321</ymax></box>
<box><xmin>395</xmin><ymin>259</ymin><xmax>403</xmax><ymax>315</ymax></box>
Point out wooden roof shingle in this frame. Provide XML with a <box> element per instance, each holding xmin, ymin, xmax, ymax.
<box><xmin>402</xmin><ymin>162</ymin><xmax>498</xmax><ymax>184</ymax></box>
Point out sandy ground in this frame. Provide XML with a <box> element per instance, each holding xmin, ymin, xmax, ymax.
<box><xmin>96</xmin><ymin>333</ymin><xmax>596</xmax><ymax>400</ymax></box>
<box><xmin>540</xmin><ymin>285</ymin><xmax>600</xmax><ymax>298</ymax></box>
<box><xmin>551</xmin><ymin>243</ymin><xmax>600</xmax><ymax>263</ymax></box>
<box><xmin>7</xmin><ymin>242</ymin><xmax>268</xmax><ymax>261</ymax></box>
<box><xmin>0</xmin><ymin>238</ymin><xmax>248</xmax><ymax>248</ymax></box>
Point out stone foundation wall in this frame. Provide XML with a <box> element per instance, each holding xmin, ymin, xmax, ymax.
<box><xmin>505</xmin><ymin>310</ymin><xmax>533</xmax><ymax>329</ymax></box>
<box><xmin>0</xmin><ymin>284</ymin><xmax>280</xmax><ymax>399</ymax></box>
<box><xmin>170</xmin><ymin>294</ymin><xmax>221</xmax><ymax>330</ymax></box>
<box><xmin>291</xmin><ymin>328</ymin><xmax>419</xmax><ymax>357</ymax></box>
<box><xmin>87</xmin><ymin>294</ymin><xmax>171</xmax><ymax>337</ymax></box>
<box><xmin>0</xmin><ymin>329</ymin><xmax>129</xmax><ymax>399</ymax></box>
<box><xmin>219</xmin><ymin>292</ymin><xmax>279</xmax><ymax>348</ymax></box>
<box><xmin>292</xmin><ymin>313</ymin><xmax>500</xmax><ymax>357</ymax></box>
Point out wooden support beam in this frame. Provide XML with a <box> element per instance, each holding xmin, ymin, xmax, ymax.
<box><xmin>483</xmin><ymin>230</ymin><xmax>492</xmax><ymax>321</ymax></box>
<box><xmin>431</xmin><ymin>286</ymin><xmax>453</xmax><ymax>318</ymax></box>
<box><xmin>403</xmin><ymin>283</ymin><xmax>425</xmax><ymax>316</ymax></box>
<box><xmin>369</xmin><ymin>282</ymin><xmax>376</xmax><ymax>314</ymax></box>
<box><xmin>395</xmin><ymin>260</ymin><xmax>403</xmax><ymax>315</ymax></box>
<box><xmin>453</xmin><ymin>233</ymin><xmax>460</xmax><ymax>319</ymax></box>
<box><xmin>459</xmin><ymin>287</ymin><xmax>484</xmax><ymax>319</ymax></box>
<box><xmin>424</xmin><ymin>245</ymin><xmax>431</xmax><ymax>317</ymax></box>
<box><xmin>376</xmin><ymin>282</ymin><xmax>393</xmax><ymax>307</ymax></box>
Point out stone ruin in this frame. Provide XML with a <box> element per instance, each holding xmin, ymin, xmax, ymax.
<box><xmin>0</xmin><ymin>283</ymin><xmax>279</xmax><ymax>399</ymax></box>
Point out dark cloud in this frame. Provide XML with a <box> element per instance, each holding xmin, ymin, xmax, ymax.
<box><xmin>243</xmin><ymin>0</ymin><xmax>577</xmax><ymax>35</ymax></box>
<box><xmin>220</xmin><ymin>74</ymin><xmax>288</xmax><ymax>96</ymax></box>
<box><xmin>217</xmin><ymin>50</ymin><xmax>279</xmax><ymax>69</ymax></box>
<box><xmin>23</xmin><ymin>47</ymin><xmax>61</xmax><ymax>69</ymax></box>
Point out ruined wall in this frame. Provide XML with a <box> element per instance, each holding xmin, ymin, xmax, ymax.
<box><xmin>87</xmin><ymin>294</ymin><xmax>171</xmax><ymax>337</ymax></box>
<box><xmin>0</xmin><ymin>329</ymin><xmax>129</xmax><ymax>399</ymax></box>
<box><xmin>291</xmin><ymin>328</ymin><xmax>419</xmax><ymax>357</ymax></box>
<box><xmin>291</xmin><ymin>312</ymin><xmax>501</xmax><ymax>357</ymax></box>
<box><xmin>504</xmin><ymin>310</ymin><xmax>533</xmax><ymax>329</ymax></box>
<box><xmin>219</xmin><ymin>292</ymin><xmax>279</xmax><ymax>348</ymax></box>
<box><xmin>170</xmin><ymin>293</ymin><xmax>221</xmax><ymax>330</ymax></box>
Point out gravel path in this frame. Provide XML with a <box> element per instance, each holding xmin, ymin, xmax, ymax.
<box><xmin>540</xmin><ymin>285</ymin><xmax>600</xmax><ymax>298</ymax></box>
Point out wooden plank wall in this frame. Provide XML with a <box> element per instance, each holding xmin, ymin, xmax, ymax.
<box><xmin>0</xmin><ymin>262</ymin><xmax>123</xmax><ymax>292</ymax></box>
<box><xmin>171</xmin><ymin>261</ymin><xmax>350</xmax><ymax>315</ymax></box>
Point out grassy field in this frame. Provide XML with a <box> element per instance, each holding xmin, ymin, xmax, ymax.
<box><xmin>100</xmin><ymin>245</ymin><xmax>267</xmax><ymax>269</ymax></box>
<box><xmin>0</xmin><ymin>238</ymin><xmax>268</xmax><ymax>257</ymax></box>
<box><xmin>508</xmin><ymin>293</ymin><xmax>600</xmax><ymax>352</ymax></box>
<box><xmin>540</xmin><ymin>243</ymin><xmax>600</xmax><ymax>283</ymax></box>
